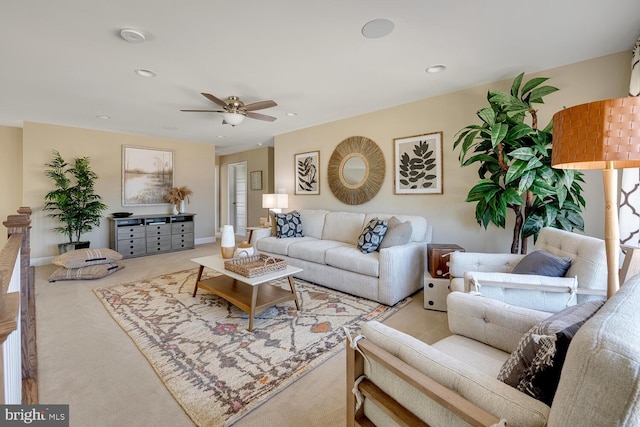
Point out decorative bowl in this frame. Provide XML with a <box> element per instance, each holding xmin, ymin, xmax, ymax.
<box><xmin>112</xmin><ymin>212</ymin><xmax>133</xmax><ymax>218</ymax></box>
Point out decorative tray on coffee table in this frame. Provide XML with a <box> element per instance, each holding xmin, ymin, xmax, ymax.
<box><xmin>224</xmin><ymin>253</ymin><xmax>287</xmax><ymax>278</ymax></box>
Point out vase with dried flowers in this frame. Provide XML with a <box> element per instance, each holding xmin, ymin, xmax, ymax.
<box><xmin>164</xmin><ymin>186</ymin><xmax>193</xmax><ymax>214</ymax></box>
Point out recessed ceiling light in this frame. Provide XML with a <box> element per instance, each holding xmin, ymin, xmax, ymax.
<box><xmin>426</xmin><ymin>65</ymin><xmax>447</xmax><ymax>73</ymax></box>
<box><xmin>257</xmin><ymin>143</ymin><xmax>264</xmax><ymax>146</ymax></box>
<box><xmin>285</xmin><ymin>112</ymin><xmax>298</xmax><ymax>117</ymax></box>
<box><xmin>216</xmin><ymin>135</ymin><xmax>225</xmax><ymax>138</ymax></box>
<box><xmin>96</xmin><ymin>115</ymin><xmax>110</xmax><ymax>120</ymax></box>
<box><xmin>134</xmin><ymin>68</ymin><xmax>156</xmax><ymax>78</ymax></box>
<box><xmin>361</xmin><ymin>19</ymin><xmax>394</xmax><ymax>39</ymax></box>
<box><xmin>120</xmin><ymin>28</ymin><xmax>146</xmax><ymax>43</ymax></box>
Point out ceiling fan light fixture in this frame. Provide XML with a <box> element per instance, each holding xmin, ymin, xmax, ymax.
<box><xmin>222</xmin><ymin>112</ymin><xmax>245</xmax><ymax>126</ymax></box>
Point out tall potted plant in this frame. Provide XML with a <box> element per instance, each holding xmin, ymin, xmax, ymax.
<box><xmin>44</xmin><ymin>150</ymin><xmax>108</xmax><ymax>253</ymax></box>
<box><xmin>453</xmin><ymin>73</ymin><xmax>586</xmax><ymax>254</ymax></box>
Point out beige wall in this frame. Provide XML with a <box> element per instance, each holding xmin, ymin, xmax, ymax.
<box><xmin>274</xmin><ymin>52</ymin><xmax>632</xmax><ymax>252</ymax></box>
<box><xmin>0</xmin><ymin>126</ymin><xmax>23</xmax><ymax>247</ymax></box>
<box><xmin>218</xmin><ymin>147</ymin><xmax>274</xmax><ymax>232</ymax></box>
<box><xmin>21</xmin><ymin>122</ymin><xmax>216</xmax><ymax>260</ymax></box>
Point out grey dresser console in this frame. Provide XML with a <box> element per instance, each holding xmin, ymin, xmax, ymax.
<box><xmin>108</xmin><ymin>213</ymin><xmax>195</xmax><ymax>258</ymax></box>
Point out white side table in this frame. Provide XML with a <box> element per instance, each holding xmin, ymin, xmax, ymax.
<box><xmin>423</xmin><ymin>272</ymin><xmax>450</xmax><ymax>312</ymax></box>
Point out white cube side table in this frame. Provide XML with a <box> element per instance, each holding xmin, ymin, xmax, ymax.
<box><xmin>423</xmin><ymin>272</ymin><xmax>450</xmax><ymax>312</ymax></box>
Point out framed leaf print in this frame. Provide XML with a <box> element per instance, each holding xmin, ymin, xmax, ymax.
<box><xmin>394</xmin><ymin>132</ymin><xmax>443</xmax><ymax>194</ymax></box>
<box><xmin>295</xmin><ymin>151</ymin><xmax>320</xmax><ymax>195</ymax></box>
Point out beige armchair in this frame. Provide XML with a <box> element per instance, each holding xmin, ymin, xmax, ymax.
<box><xmin>346</xmin><ymin>275</ymin><xmax>640</xmax><ymax>426</ymax></box>
<box><xmin>448</xmin><ymin>227</ymin><xmax>607</xmax><ymax>312</ymax></box>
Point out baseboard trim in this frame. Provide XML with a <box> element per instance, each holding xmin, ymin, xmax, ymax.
<box><xmin>32</xmin><ymin>237</ymin><xmax>217</xmax><ymax>266</ymax></box>
<box><xmin>196</xmin><ymin>237</ymin><xmax>216</xmax><ymax>244</ymax></box>
<box><xmin>32</xmin><ymin>256</ymin><xmax>55</xmax><ymax>266</ymax></box>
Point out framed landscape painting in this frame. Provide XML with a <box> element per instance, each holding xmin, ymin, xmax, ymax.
<box><xmin>295</xmin><ymin>151</ymin><xmax>320</xmax><ymax>195</ymax></box>
<box><xmin>122</xmin><ymin>146</ymin><xmax>174</xmax><ymax>206</ymax></box>
<box><xmin>394</xmin><ymin>132</ymin><xmax>443</xmax><ymax>194</ymax></box>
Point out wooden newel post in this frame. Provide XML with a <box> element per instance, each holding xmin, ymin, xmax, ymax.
<box><xmin>3</xmin><ymin>207</ymin><xmax>35</xmax><ymax>380</ymax></box>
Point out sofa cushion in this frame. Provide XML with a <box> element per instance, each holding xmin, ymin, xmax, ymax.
<box><xmin>322</xmin><ymin>212</ymin><xmax>365</xmax><ymax>244</ymax></box>
<box><xmin>299</xmin><ymin>210</ymin><xmax>329</xmax><ymax>239</ymax></box>
<box><xmin>325</xmin><ymin>246</ymin><xmax>380</xmax><ymax>277</ymax></box>
<box><xmin>357</xmin><ymin>218</ymin><xmax>388</xmax><ymax>253</ymax></box>
<box><xmin>53</xmin><ymin>247</ymin><xmax>123</xmax><ymax>269</ymax></box>
<box><xmin>256</xmin><ymin>236</ymin><xmax>317</xmax><ymax>256</ymax></box>
<box><xmin>497</xmin><ymin>300</ymin><xmax>604</xmax><ymax>404</ymax></box>
<box><xmin>364</xmin><ymin>213</ymin><xmax>428</xmax><ymax>242</ymax></box>
<box><xmin>378</xmin><ymin>216</ymin><xmax>413</xmax><ymax>249</ymax></box>
<box><xmin>287</xmin><ymin>239</ymin><xmax>351</xmax><ymax>265</ymax></box>
<box><xmin>511</xmin><ymin>249</ymin><xmax>572</xmax><ymax>277</ymax></box>
<box><xmin>275</xmin><ymin>212</ymin><xmax>304</xmax><ymax>238</ymax></box>
<box><xmin>49</xmin><ymin>263</ymin><xmax>124</xmax><ymax>282</ymax></box>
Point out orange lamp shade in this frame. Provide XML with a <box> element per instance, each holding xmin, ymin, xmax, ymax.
<box><xmin>552</xmin><ymin>96</ymin><xmax>640</xmax><ymax>170</ymax></box>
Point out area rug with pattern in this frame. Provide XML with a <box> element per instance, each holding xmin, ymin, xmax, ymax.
<box><xmin>93</xmin><ymin>268</ymin><xmax>409</xmax><ymax>426</ymax></box>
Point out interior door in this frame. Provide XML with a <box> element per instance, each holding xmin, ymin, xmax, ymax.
<box><xmin>228</xmin><ymin>161</ymin><xmax>247</xmax><ymax>236</ymax></box>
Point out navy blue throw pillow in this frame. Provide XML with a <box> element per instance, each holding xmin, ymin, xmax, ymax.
<box><xmin>275</xmin><ymin>212</ymin><xmax>304</xmax><ymax>238</ymax></box>
<box><xmin>357</xmin><ymin>218</ymin><xmax>388</xmax><ymax>253</ymax></box>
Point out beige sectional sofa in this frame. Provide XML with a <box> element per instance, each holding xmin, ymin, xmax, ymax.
<box><xmin>253</xmin><ymin>210</ymin><xmax>431</xmax><ymax>305</ymax></box>
<box><xmin>347</xmin><ymin>274</ymin><xmax>640</xmax><ymax>426</ymax></box>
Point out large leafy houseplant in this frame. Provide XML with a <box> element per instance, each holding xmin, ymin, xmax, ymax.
<box><xmin>44</xmin><ymin>150</ymin><xmax>108</xmax><ymax>248</ymax></box>
<box><xmin>453</xmin><ymin>73</ymin><xmax>586</xmax><ymax>254</ymax></box>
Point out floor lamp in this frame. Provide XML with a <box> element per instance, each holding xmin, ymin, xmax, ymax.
<box><xmin>552</xmin><ymin>96</ymin><xmax>640</xmax><ymax>298</ymax></box>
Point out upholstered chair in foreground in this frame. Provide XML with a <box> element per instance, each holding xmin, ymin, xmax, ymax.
<box><xmin>346</xmin><ymin>274</ymin><xmax>640</xmax><ymax>426</ymax></box>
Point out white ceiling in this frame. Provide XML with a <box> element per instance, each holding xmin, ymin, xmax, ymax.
<box><xmin>1</xmin><ymin>1</ymin><xmax>639</xmax><ymax>155</ymax></box>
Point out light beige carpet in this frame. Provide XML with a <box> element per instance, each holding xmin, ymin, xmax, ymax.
<box><xmin>94</xmin><ymin>268</ymin><xmax>409</xmax><ymax>426</ymax></box>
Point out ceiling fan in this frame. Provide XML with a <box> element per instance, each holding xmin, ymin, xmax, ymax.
<box><xmin>181</xmin><ymin>93</ymin><xmax>277</xmax><ymax>126</ymax></box>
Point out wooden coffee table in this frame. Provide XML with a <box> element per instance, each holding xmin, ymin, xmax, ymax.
<box><xmin>190</xmin><ymin>255</ymin><xmax>302</xmax><ymax>331</ymax></box>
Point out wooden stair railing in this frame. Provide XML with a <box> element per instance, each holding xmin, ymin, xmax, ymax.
<box><xmin>2</xmin><ymin>207</ymin><xmax>36</xmax><ymax>403</ymax></box>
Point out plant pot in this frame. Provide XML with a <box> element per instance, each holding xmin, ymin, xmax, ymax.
<box><xmin>179</xmin><ymin>200</ymin><xmax>186</xmax><ymax>214</ymax></box>
<box><xmin>58</xmin><ymin>241</ymin><xmax>90</xmax><ymax>254</ymax></box>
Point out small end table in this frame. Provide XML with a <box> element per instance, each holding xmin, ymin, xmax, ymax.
<box><xmin>423</xmin><ymin>272</ymin><xmax>450</xmax><ymax>312</ymax></box>
<box><xmin>424</xmin><ymin>243</ymin><xmax>465</xmax><ymax>312</ymax></box>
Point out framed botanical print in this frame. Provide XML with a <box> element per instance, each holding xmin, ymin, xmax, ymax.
<box><xmin>122</xmin><ymin>145</ymin><xmax>174</xmax><ymax>205</ymax></box>
<box><xmin>295</xmin><ymin>150</ymin><xmax>320</xmax><ymax>195</ymax></box>
<box><xmin>394</xmin><ymin>132</ymin><xmax>443</xmax><ymax>194</ymax></box>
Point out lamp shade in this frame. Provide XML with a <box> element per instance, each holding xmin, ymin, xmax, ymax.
<box><xmin>221</xmin><ymin>112</ymin><xmax>245</xmax><ymax>126</ymax></box>
<box><xmin>262</xmin><ymin>193</ymin><xmax>288</xmax><ymax>210</ymax></box>
<box><xmin>552</xmin><ymin>96</ymin><xmax>640</xmax><ymax>170</ymax></box>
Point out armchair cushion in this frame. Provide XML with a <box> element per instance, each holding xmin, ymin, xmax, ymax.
<box><xmin>362</xmin><ymin>321</ymin><xmax>550</xmax><ymax>427</ymax></box>
<box><xmin>497</xmin><ymin>300</ymin><xmax>604</xmax><ymax>405</ymax></box>
<box><xmin>511</xmin><ymin>249</ymin><xmax>572</xmax><ymax>277</ymax></box>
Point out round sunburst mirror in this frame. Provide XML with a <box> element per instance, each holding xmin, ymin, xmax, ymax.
<box><xmin>328</xmin><ymin>136</ymin><xmax>385</xmax><ymax>205</ymax></box>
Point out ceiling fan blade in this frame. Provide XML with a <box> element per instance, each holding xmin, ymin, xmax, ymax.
<box><xmin>201</xmin><ymin>93</ymin><xmax>227</xmax><ymax>108</ymax></box>
<box><xmin>244</xmin><ymin>100</ymin><xmax>277</xmax><ymax>111</ymax></box>
<box><xmin>180</xmin><ymin>109</ymin><xmax>225</xmax><ymax>112</ymax></box>
<box><xmin>246</xmin><ymin>112</ymin><xmax>277</xmax><ymax>122</ymax></box>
